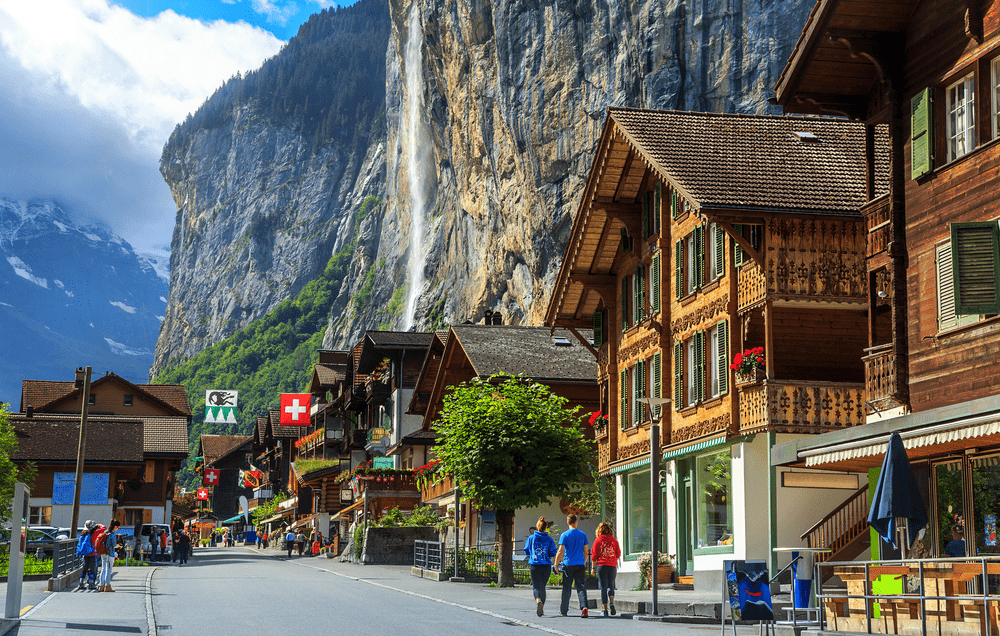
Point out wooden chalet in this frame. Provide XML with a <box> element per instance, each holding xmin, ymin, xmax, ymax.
<box><xmin>406</xmin><ymin>322</ymin><xmax>601</xmax><ymax>548</ymax></box>
<box><xmin>19</xmin><ymin>373</ymin><xmax>190</xmax><ymax>528</ymax></box>
<box><xmin>197</xmin><ymin>434</ymin><xmax>253</xmax><ymax>526</ymax></box>
<box><xmin>768</xmin><ymin>2</ymin><xmax>1000</xmax><ymax>633</ymax></box>
<box><xmin>545</xmin><ymin>107</ymin><xmax>885</xmax><ymax>591</ymax></box>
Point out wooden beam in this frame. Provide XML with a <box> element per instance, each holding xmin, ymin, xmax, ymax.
<box><xmin>715</xmin><ymin>221</ymin><xmax>765</xmax><ymax>269</ymax></box>
<box><xmin>567</xmin><ymin>327</ymin><xmax>598</xmax><ymax>357</ymax></box>
<box><xmin>570</xmin><ymin>273</ymin><xmax>615</xmax><ymax>286</ymax></box>
<box><xmin>613</xmin><ymin>149</ymin><xmax>636</xmax><ymax>203</ymax></box>
<box><xmin>589</xmin><ymin>216</ymin><xmax>617</xmax><ymax>276</ymax></box>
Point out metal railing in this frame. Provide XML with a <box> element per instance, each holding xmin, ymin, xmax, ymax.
<box><xmin>414</xmin><ymin>540</ymin><xmax>444</xmax><ymax>571</ymax></box>
<box><xmin>817</xmin><ymin>556</ymin><xmax>1000</xmax><ymax>636</ymax></box>
<box><xmin>52</xmin><ymin>539</ymin><xmax>81</xmax><ymax>578</ymax></box>
<box><xmin>443</xmin><ymin>546</ymin><xmax>532</xmax><ymax>584</ymax></box>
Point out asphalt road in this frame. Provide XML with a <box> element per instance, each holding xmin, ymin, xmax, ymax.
<box><xmin>3</xmin><ymin>548</ymin><xmax>770</xmax><ymax>635</ymax></box>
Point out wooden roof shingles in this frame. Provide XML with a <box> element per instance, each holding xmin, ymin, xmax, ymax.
<box><xmin>201</xmin><ymin>434</ymin><xmax>252</xmax><ymax>467</ymax></box>
<box><xmin>268</xmin><ymin>409</ymin><xmax>306</xmax><ymax>439</ymax></box>
<box><xmin>450</xmin><ymin>325</ymin><xmax>597</xmax><ymax>383</ymax></box>
<box><xmin>10</xmin><ymin>415</ymin><xmax>144</xmax><ymax>463</ymax></box>
<box><xmin>20</xmin><ymin>375</ymin><xmax>192</xmax><ymax>417</ymax></box>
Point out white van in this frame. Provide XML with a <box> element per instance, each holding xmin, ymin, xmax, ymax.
<box><xmin>136</xmin><ymin>524</ymin><xmax>172</xmax><ymax>560</ymax></box>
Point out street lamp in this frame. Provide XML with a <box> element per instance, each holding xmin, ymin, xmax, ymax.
<box><xmin>70</xmin><ymin>366</ymin><xmax>92</xmax><ymax>540</ymax></box>
<box><xmin>636</xmin><ymin>396</ymin><xmax>671</xmax><ymax>616</ymax></box>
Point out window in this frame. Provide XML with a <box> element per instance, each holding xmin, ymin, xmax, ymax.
<box><xmin>643</xmin><ymin>182</ymin><xmax>661</xmax><ymax>238</ymax></box>
<box><xmin>592</xmin><ymin>310</ymin><xmax>604</xmax><ymax>347</ymax></box>
<box><xmin>685</xmin><ymin>337</ymin><xmax>698</xmax><ymax>408</ymax></box>
<box><xmin>707</xmin><ymin>224</ymin><xmax>723</xmax><ymax>282</ymax></box>
<box><xmin>708</xmin><ymin>326</ymin><xmax>720</xmax><ymax>398</ymax></box>
<box><xmin>620</xmin><ymin>274</ymin><xmax>632</xmax><ymax>331</ymax></box>
<box><xmin>732</xmin><ymin>224</ymin><xmax>762</xmax><ymax>267</ymax></box>
<box><xmin>123</xmin><ymin>394</ymin><xmax>133</xmax><ymax>406</ymax></box>
<box><xmin>632</xmin><ymin>361</ymin><xmax>645</xmax><ymax>427</ymax></box>
<box><xmin>685</xmin><ymin>232</ymin><xmax>698</xmax><ymax>296</ymax></box>
<box><xmin>696</xmin><ymin>450</ymin><xmax>732</xmax><ymax>548</ymax></box>
<box><xmin>676</xmin><ymin>225</ymin><xmax>725</xmax><ymax>299</ymax></box>
<box><xmin>88</xmin><ymin>393</ymin><xmax>96</xmax><ymax>406</ymax></box>
<box><xmin>947</xmin><ymin>73</ymin><xmax>975</xmax><ymax>161</ymax></box>
<box><xmin>937</xmin><ymin>243</ymin><xmax>981</xmax><ymax>331</ymax></box>
<box><xmin>649</xmin><ymin>253</ymin><xmax>661</xmax><ymax>315</ymax></box>
<box><xmin>29</xmin><ymin>506</ymin><xmax>51</xmax><ymax>525</ymax></box>
<box><xmin>625</xmin><ymin>469</ymin><xmax>652</xmax><ymax>554</ymax></box>
<box><xmin>992</xmin><ymin>58</ymin><xmax>1000</xmax><ymax>140</ymax></box>
<box><xmin>619</xmin><ymin>368</ymin><xmax>629</xmax><ymax>429</ymax></box>
<box><xmin>674</xmin><ymin>320</ymin><xmax>729</xmax><ymax>410</ymax></box>
<box><xmin>951</xmin><ymin>222</ymin><xmax>1000</xmax><ymax>315</ymax></box>
<box><xmin>123</xmin><ymin>509</ymin><xmax>143</xmax><ymax>526</ymax></box>
<box><xmin>633</xmin><ymin>266</ymin><xmax>646</xmax><ymax>325</ymax></box>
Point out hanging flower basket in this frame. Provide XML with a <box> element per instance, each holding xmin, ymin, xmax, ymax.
<box><xmin>735</xmin><ymin>367</ymin><xmax>766</xmax><ymax>386</ymax></box>
<box><xmin>731</xmin><ymin>347</ymin><xmax>766</xmax><ymax>385</ymax></box>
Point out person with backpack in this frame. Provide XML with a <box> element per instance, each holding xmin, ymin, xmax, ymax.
<box><xmin>75</xmin><ymin>521</ymin><xmax>98</xmax><ymax>591</ymax></box>
<box><xmin>95</xmin><ymin>520</ymin><xmax>119</xmax><ymax>592</ymax></box>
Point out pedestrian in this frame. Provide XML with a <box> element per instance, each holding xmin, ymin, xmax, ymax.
<box><xmin>172</xmin><ymin>531</ymin><xmax>179</xmax><ymax>562</ymax></box>
<box><xmin>553</xmin><ymin>514</ymin><xmax>590</xmax><ymax>618</ymax></box>
<box><xmin>150</xmin><ymin>529</ymin><xmax>159</xmax><ymax>562</ymax></box>
<box><xmin>97</xmin><ymin>520</ymin><xmax>120</xmax><ymax>592</ymax></box>
<box><xmin>262</xmin><ymin>530</ymin><xmax>269</xmax><ymax>549</ymax></box>
<box><xmin>524</xmin><ymin>516</ymin><xmax>558</xmax><ymax>617</ymax></box>
<box><xmin>945</xmin><ymin>525</ymin><xmax>966</xmax><ymax>557</ymax></box>
<box><xmin>312</xmin><ymin>533</ymin><xmax>321</xmax><ymax>556</ymax></box>
<box><xmin>591</xmin><ymin>521</ymin><xmax>621</xmax><ymax>617</ymax></box>
<box><xmin>160</xmin><ymin>528</ymin><xmax>168</xmax><ymax>561</ymax></box>
<box><xmin>286</xmin><ymin>528</ymin><xmax>296</xmax><ymax>558</ymax></box>
<box><xmin>176</xmin><ymin>531</ymin><xmax>190</xmax><ymax>565</ymax></box>
<box><xmin>76</xmin><ymin>521</ymin><xmax>98</xmax><ymax>591</ymax></box>
<box><xmin>296</xmin><ymin>530</ymin><xmax>306</xmax><ymax>556</ymax></box>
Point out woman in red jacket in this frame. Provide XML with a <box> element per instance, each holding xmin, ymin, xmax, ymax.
<box><xmin>590</xmin><ymin>521</ymin><xmax>621</xmax><ymax>617</ymax></box>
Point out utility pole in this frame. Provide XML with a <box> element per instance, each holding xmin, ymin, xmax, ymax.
<box><xmin>70</xmin><ymin>366</ymin><xmax>92</xmax><ymax>539</ymax></box>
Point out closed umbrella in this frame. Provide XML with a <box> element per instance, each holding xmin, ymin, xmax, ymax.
<box><xmin>867</xmin><ymin>433</ymin><xmax>928</xmax><ymax>555</ymax></box>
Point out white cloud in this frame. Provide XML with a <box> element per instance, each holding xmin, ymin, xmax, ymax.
<box><xmin>0</xmin><ymin>0</ymin><xmax>284</xmax><ymax>252</ymax></box>
<box><xmin>252</xmin><ymin>0</ymin><xmax>299</xmax><ymax>26</ymax></box>
<box><xmin>104</xmin><ymin>337</ymin><xmax>151</xmax><ymax>356</ymax></box>
<box><xmin>109</xmin><ymin>300</ymin><xmax>136</xmax><ymax>314</ymax></box>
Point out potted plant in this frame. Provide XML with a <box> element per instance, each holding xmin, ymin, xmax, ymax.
<box><xmin>588</xmin><ymin>411</ymin><xmax>609</xmax><ymax>435</ymax></box>
<box><xmin>730</xmin><ymin>346</ymin><xmax>766</xmax><ymax>385</ymax></box>
<box><xmin>637</xmin><ymin>552</ymin><xmax>675</xmax><ymax>589</ymax></box>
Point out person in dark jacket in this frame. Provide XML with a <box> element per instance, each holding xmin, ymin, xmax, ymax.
<box><xmin>523</xmin><ymin>516</ymin><xmax>558</xmax><ymax>617</ymax></box>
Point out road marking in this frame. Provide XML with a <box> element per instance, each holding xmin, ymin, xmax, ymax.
<box><xmin>145</xmin><ymin>567</ymin><xmax>157</xmax><ymax>636</ymax></box>
<box><xmin>293</xmin><ymin>561</ymin><xmax>576</xmax><ymax>636</ymax></box>
<box><xmin>19</xmin><ymin>605</ymin><xmax>33</xmax><ymax>616</ymax></box>
<box><xmin>18</xmin><ymin>593</ymin><xmax>54</xmax><ymax>619</ymax></box>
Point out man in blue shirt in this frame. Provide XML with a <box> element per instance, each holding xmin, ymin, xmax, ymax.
<box><xmin>944</xmin><ymin>525</ymin><xmax>966</xmax><ymax>557</ymax></box>
<box><xmin>554</xmin><ymin>514</ymin><xmax>590</xmax><ymax>618</ymax></box>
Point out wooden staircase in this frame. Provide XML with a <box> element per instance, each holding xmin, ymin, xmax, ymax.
<box><xmin>799</xmin><ymin>484</ymin><xmax>870</xmax><ymax>582</ymax></box>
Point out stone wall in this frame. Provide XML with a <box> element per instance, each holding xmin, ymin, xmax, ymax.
<box><xmin>361</xmin><ymin>526</ymin><xmax>438</xmax><ymax>565</ymax></box>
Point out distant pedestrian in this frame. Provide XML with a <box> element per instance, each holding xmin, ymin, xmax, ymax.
<box><xmin>97</xmin><ymin>520</ymin><xmax>120</xmax><ymax>592</ymax></box>
<box><xmin>554</xmin><ymin>514</ymin><xmax>590</xmax><ymax>618</ymax></box>
<box><xmin>296</xmin><ymin>530</ymin><xmax>306</xmax><ymax>556</ymax></box>
<box><xmin>76</xmin><ymin>520</ymin><xmax>98</xmax><ymax>591</ymax></box>
<box><xmin>591</xmin><ymin>521</ymin><xmax>621</xmax><ymax>617</ymax></box>
<box><xmin>312</xmin><ymin>534</ymin><xmax>321</xmax><ymax>556</ymax></box>
<box><xmin>150</xmin><ymin>529</ymin><xmax>160</xmax><ymax>562</ymax></box>
<box><xmin>160</xmin><ymin>529</ymin><xmax>168</xmax><ymax>560</ymax></box>
<box><xmin>524</xmin><ymin>516</ymin><xmax>558</xmax><ymax>617</ymax></box>
<box><xmin>262</xmin><ymin>531</ymin><xmax>269</xmax><ymax>549</ymax></box>
<box><xmin>286</xmin><ymin>529</ymin><xmax>296</xmax><ymax>558</ymax></box>
<box><xmin>176</xmin><ymin>532</ymin><xmax>190</xmax><ymax>565</ymax></box>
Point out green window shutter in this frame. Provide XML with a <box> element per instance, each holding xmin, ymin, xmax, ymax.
<box><xmin>715</xmin><ymin>224</ymin><xmax>725</xmax><ymax>278</ymax></box>
<box><xmin>620</xmin><ymin>228</ymin><xmax>632</xmax><ymax>254</ymax></box>
<box><xmin>654</xmin><ymin>182</ymin><xmax>662</xmax><ymax>232</ymax></box>
<box><xmin>642</xmin><ymin>192</ymin><xmax>650</xmax><ymax>239</ymax></box>
<box><xmin>652</xmin><ymin>351</ymin><xmax>662</xmax><ymax>419</ymax></box>
<box><xmin>634</xmin><ymin>266</ymin><xmax>645</xmax><ymax>324</ymax></box>
<box><xmin>592</xmin><ymin>311</ymin><xmax>603</xmax><ymax>347</ymax></box>
<box><xmin>951</xmin><ymin>222</ymin><xmax>1000</xmax><ymax>314</ymax></box>
<box><xmin>694</xmin><ymin>331</ymin><xmax>706</xmax><ymax>404</ymax></box>
<box><xmin>620</xmin><ymin>369</ymin><xmax>628</xmax><ymax>429</ymax></box>
<box><xmin>695</xmin><ymin>225</ymin><xmax>706</xmax><ymax>288</ymax></box>
<box><xmin>621</xmin><ymin>276</ymin><xmax>630</xmax><ymax>331</ymax></box>
<box><xmin>936</xmin><ymin>243</ymin><xmax>960</xmax><ymax>331</ymax></box>
<box><xmin>671</xmin><ymin>190</ymin><xmax>679</xmax><ymax>220</ymax></box>
<box><xmin>733</xmin><ymin>223</ymin><xmax>744</xmax><ymax>267</ymax></box>
<box><xmin>634</xmin><ymin>360</ymin><xmax>645</xmax><ymax>426</ymax></box>
<box><xmin>675</xmin><ymin>240</ymin><xmax>684</xmax><ymax>300</ymax></box>
<box><xmin>717</xmin><ymin>320</ymin><xmax>729</xmax><ymax>396</ymax></box>
<box><xmin>911</xmin><ymin>87</ymin><xmax>933</xmax><ymax>180</ymax></box>
<box><xmin>673</xmin><ymin>341</ymin><xmax>684</xmax><ymax>411</ymax></box>
<box><xmin>651</xmin><ymin>253</ymin><xmax>661</xmax><ymax>314</ymax></box>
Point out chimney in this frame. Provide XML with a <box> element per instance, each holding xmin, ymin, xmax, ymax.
<box><xmin>483</xmin><ymin>309</ymin><xmax>493</xmax><ymax>325</ymax></box>
<box><xmin>26</xmin><ymin>405</ymin><xmax>33</xmax><ymax>418</ymax></box>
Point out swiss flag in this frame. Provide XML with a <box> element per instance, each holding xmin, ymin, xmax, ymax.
<box><xmin>203</xmin><ymin>468</ymin><xmax>220</xmax><ymax>486</ymax></box>
<box><xmin>280</xmin><ymin>393</ymin><xmax>311</xmax><ymax>425</ymax></box>
<box><xmin>196</xmin><ymin>488</ymin><xmax>209</xmax><ymax>500</ymax></box>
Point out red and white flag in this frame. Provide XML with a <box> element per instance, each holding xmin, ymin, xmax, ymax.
<box><xmin>203</xmin><ymin>468</ymin><xmax>220</xmax><ymax>486</ymax></box>
<box><xmin>279</xmin><ymin>393</ymin><xmax>311</xmax><ymax>425</ymax></box>
<box><xmin>196</xmin><ymin>488</ymin><xmax>209</xmax><ymax>500</ymax></box>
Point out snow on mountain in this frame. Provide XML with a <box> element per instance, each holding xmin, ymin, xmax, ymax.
<box><xmin>0</xmin><ymin>198</ymin><xmax>169</xmax><ymax>404</ymax></box>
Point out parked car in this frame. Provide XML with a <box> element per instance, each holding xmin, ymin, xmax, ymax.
<box><xmin>0</xmin><ymin>528</ymin><xmax>58</xmax><ymax>558</ymax></box>
<box><xmin>135</xmin><ymin>523</ymin><xmax>172</xmax><ymax>560</ymax></box>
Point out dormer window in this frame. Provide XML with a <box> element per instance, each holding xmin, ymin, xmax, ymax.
<box><xmin>123</xmin><ymin>394</ymin><xmax>133</xmax><ymax>407</ymax></box>
<box><xmin>88</xmin><ymin>394</ymin><xmax>96</xmax><ymax>406</ymax></box>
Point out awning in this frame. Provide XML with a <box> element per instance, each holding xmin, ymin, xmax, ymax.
<box><xmin>331</xmin><ymin>499</ymin><xmax>364</xmax><ymax>521</ymax></box>
<box><xmin>608</xmin><ymin>457</ymin><xmax>650</xmax><ymax>475</ymax></box>
<box><xmin>802</xmin><ymin>414</ymin><xmax>1000</xmax><ymax>467</ymax></box>
<box><xmin>662</xmin><ymin>434</ymin><xmax>728</xmax><ymax>460</ymax></box>
<box><xmin>259</xmin><ymin>508</ymin><xmax>294</xmax><ymax>525</ymax></box>
<box><xmin>222</xmin><ymin>513</ymin><xmax>247</xmax><ymax>524</ymax></box>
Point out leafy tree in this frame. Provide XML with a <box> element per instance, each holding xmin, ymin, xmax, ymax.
<box><xmin>251</xmin><ymin>491</ymin><xmax>288</xmax><ymax>526</ymax></box>
<box><xmin>0</xmin><ymin>404</ymin><xmax>35</xmax><ymax>526</ymax></box>
<box><xmin>433</xmin><ymin>375</ymin><xmax>592</xmax><ymax>587</ymax></box>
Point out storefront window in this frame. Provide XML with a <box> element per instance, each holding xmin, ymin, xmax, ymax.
<box><xmin>973</xmin><ymin>455</ymin><xmax>1000</xmax><ymax>556</ymax></box>
<box><xmin>935</xmin><ymin>460</ymin><xmax>964</xmax><ymax>556</ymax></box>
<box><xmin>626</xmin><ymin>470</ymin><xmax>651</xmax><ymax>554</ymax></box>
<box><xmin>696</xmin><ymin>450</ymin><xmax>732</xmax><ymax>547</ymax></box>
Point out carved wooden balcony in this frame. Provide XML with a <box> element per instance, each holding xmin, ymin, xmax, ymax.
<box><xmin>863</xmin><ymin>343</ymin><xmax>896</xmax><ymax>404</ymax></box>
<box><xmin>737</xmin><ymin>263</ymin><xmax>767</xmax><ymax>312</ymax></box>
<box><xmin>421</xmin><ymin>474</ymin><xmax>455</xmax><ymax>502</ymax></box>
<box><xmin>863</xmin><ymin>196</ymin><xmax>890</xmax><ymax>259</ymax></box>
<box><xmin>365</xmin><ymin>380</ymin><xmax>392</xmax><ymax>405</ymax></box>
<box><xmin>738</xmin><ymin>380</ymin><xmax>865</xmax><ymax>434</ymax></box>
<box><xmin>356</xmin><ymin>472</ymin><xmax>418</xmax><ymax>497</ymax></box>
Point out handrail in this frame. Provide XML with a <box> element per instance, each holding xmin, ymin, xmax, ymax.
<box><xmin>799</xmin><ymin>483</ymin><xmax>869</xmax><ymax>542</ymax></box>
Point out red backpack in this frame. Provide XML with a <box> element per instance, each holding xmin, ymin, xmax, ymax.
<box><xmin>92</xmin><ymin>525</ymin><xmax>109</xmax><ymax>555</ymax></box>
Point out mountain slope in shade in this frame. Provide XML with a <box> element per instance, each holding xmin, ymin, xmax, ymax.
<box><xmin>0</xmin><ymin>198</ymin><xmax>168</xmax><ymax>405</ymax></box>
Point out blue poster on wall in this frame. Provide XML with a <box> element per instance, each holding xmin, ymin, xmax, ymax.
<box><xmin>986</xmin><ymin>514</ymin><xmax>997</xmax><ymax>547</ymax></box>
<box><xmin>52</xmin><ymin>473</ymin><xmax>110</xmax><ymax>505</ymax></box>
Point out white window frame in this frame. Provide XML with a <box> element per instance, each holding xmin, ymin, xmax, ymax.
<box><xmin>993</xmin><ymin>58</ymin><xmax>1000</xmax><ymax>140</ymax></box>
<box><xmin>708</xmin><ymin>326</ymin><xmax>720</xmax><ymax>398</ymax></box>
<box><xmin>947</xmin><ymin>73</ymin><xmax>976</xmax><ymax>161</ymax></box>
<box><xmin>685</xmin><ymin>338</ymin><xmax>697</xmax><ymax>408</ymax></box>
<box><xmin>685</xmin><ymin>233</ymin><xmax>697</xmax><ymax>296</ymax></box>
<box><xmin>629</xmin><ymin>365</ymin><xmax>637</xmax><ymax>427</ymax></box>
<box><xmin>707</xmin><ymin>224</ymin><xmax>719</xmax><ymax>283</ymax></box>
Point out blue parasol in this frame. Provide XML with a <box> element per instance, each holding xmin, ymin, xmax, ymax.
<box><xmin>867</xmin><ymin>432</ymin><xmax>928</xmax><ymax>550</ymax></box>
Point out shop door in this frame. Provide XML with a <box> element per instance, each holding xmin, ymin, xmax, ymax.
<box><xmin>934</xmin><ymin>460</ymin><xmax>965</xmax><ymax>557</ymax></box>
<box><xmin>678</xmin><ymin>468</ymin><xmax>694</xmax><ymax>575</ymax></box>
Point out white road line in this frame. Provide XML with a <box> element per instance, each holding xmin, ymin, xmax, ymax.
<box><xmin>294</xmin><ymin>561</ymin><xmax>577</xmax><ymax>636</ymax></box>
<box><xmin>145</xmin><ymin>567</ymin><xmax>157</xmax><ymax>636</ymax></box>
<box><xmin>18</xmin><ymin>593</ymin><xmax>54</xmax><ymax>619</ymax></box>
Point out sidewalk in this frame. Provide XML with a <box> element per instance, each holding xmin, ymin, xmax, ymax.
<box><xmin>0</xmin><ymin>565</ymin><xmax>153</xmax><ymax>635</ymax></box>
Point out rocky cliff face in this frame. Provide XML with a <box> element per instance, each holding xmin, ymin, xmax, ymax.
<box><xmin>154</xmin><ymin>0</ymin><xmax>814</xmax><ymax>371</ymax></box>
<box><xmin>321</xmin><ymin>0</ymin><xmax>813</xmax><ymax>348</ymax></box>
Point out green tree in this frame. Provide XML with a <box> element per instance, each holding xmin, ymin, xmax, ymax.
<box><xmin>0</xmin><ymin>404</ymin><xmax>34</xmax><ymax>526</ymax></box>
<box><xmin>433</xmin><ymin>375</ymin><xmax>592</xmax><ymax>587</ymax></box>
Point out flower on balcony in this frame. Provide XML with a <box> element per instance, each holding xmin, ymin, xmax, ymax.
<box><xmin>371</xmin><ymin>357</ymin><xmax>392</xmax><ymax>384</ymax></box>
<box><xmin>730</xmin><ymin>347</ymin><xmax>765</xmax><ymax>375</ymax></box>
<box><xmin>294</xmin><ymin>428</ymin><xmax>325</xmax><ymax>450</ymax></box>
<box><xmin>588</xmin><ymin>411</ymin><xmax>610</xmax><ymax>432</ymax></box>
<box><xmin>334</xmin><ymin>460</ymin><xmax>414</xmax><ymax>484</ymax></box>
<box><xmin>414</xmin><ymin>460</ymin><xmax>443</xmax><ymax>490</ymax></box>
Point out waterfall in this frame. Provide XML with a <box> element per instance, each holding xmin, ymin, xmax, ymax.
<box><xmin>402</xmin><ymin>6</ymin><xmax>429</xmax><ymax>331</ymax></box>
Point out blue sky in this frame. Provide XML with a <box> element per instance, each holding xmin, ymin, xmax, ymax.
<box><xmin>114</xmin><ymin>0</ymin><xmax>340</xmax><ymax>41</ymax></box>
<box><xmin>0</xmin><ymin>0</ymin><xmax>351</xmax><ymax>255</ymax></box>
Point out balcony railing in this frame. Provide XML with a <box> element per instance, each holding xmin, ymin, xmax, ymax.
<box><xmin>421</xmin><ymin>474</ymin><xmax>455</xmax><ymax>502</ymax></box>
<box><xmin>738</xmin><ymin>380</ymin><xmax>865</xmax><ymax>432</ymax></box>
<box><xmin>863</xmin><ymin>196</ymin><xmax>891</xmax><ymax>258</ymax></box>
<box><xmin>863</xmin><ymin>343</ymin><xmax>895</xmax><ymax>404</ymax></box>
<box><xmin>737</xmin><ymin>263</ymin><xmax>767</xmax><ymax>311</ymax></box>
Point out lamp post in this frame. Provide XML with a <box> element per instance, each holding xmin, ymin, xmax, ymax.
<box><xmin>70</xmin><ymin>366</ymin><xmax>92</xmax><ymax>540</ymax></box>
<box><xmin>637</xmin><ymin>396</ymin><xmax>672</xmax><ymax>616</ymax></box>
